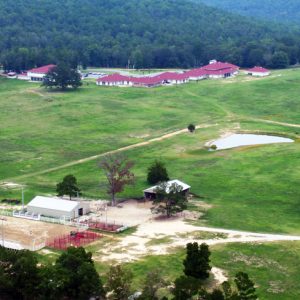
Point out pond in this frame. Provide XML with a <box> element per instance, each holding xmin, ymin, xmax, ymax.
<box><xmin>211</xmin><ymin>134</ymin><xmax>294</xmax><ymax>150</ymax></box>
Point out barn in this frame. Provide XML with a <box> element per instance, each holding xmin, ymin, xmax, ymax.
<box><xmin>143</xmin><ymin>179</ymin><xmax>191</xmax><ymax>199</ymax></box>
<box><xmin>27</xmin><ymin>196</ymin><xmax>90</xmax><ymax>219</ymax></box>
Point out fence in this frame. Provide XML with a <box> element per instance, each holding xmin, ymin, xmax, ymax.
<box><xmin>13</xmin><ymin>210</ymin><xmax>40</xmax><ymax>221</ymax></box>
<box><xmin>46</xmin><ymin>231</ymin><xmax>102</xmax><ymax>250</ymax></box>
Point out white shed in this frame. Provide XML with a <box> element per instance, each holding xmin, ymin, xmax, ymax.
<box><xmin>27</xmin><ymin>196</ymin><xmax>90</xmax><ymax>219</ymax></box>
<box><xmin>143</xmin><ymin>179</ymin><xmax>191</xmax><ymax>199</ymax></box>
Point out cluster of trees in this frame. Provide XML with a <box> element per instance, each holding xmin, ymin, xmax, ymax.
<box><xmin>43</xmin><ymin>63</ymin><xmax>82</xmax><ymax>90</ymax></box>
<box><xmin>199</xmin><ymin>0</ymin><xmax>300</xmax><ymax>26</ymax></box>
<box><xmin>0</xmin><ymin>243</ymin><xmax>257</xmax><ymax>299</ymax></box>
<box><xmin>58</xmin><ymin>156</ymin><xmax>186</xmax><ymax>218</ymax></box>
<box><xmin>0</xmin><ymin>246</ymin><xmax>104</xmax><ymax>300</ymax></box>
<box><xmin>0</xmin><ymin>0</ymin><xmax>300</xmax><ymax>71</ymax></box>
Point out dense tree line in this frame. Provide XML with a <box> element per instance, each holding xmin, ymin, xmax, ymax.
<box><xmin>0</xmin><ymin>243</ymin><xmax>257</xmax><ymax>300</ymax></box>
<box><xmin>0</xmin><ymin>0</ymin><xmax>300</xmax><ymax>71</ymax></box>
<box><xmin>198</xmin><ymin>0</ymin><xmax>300</xmax><ymax>26</ymax></box>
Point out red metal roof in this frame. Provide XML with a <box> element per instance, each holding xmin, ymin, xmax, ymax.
<box><xmin>203</xmin><ymin>61</ymin><xmax>239</xmax><ymax>71</ymax></box>
<box><xmin>28</xmin><ymin>64</ymin><xmax>56</xmax><ymax>74</ymax></box>
<box><xmin>154</xmin><ymin>72</ymin><xmax>189</xmax><ymax>81</ymax></box>
<box><xmin>248</xmin><ymin>66</ymin><xmax>269</xmax><ymax>73</ymax></box>
<box><xmin>131</xmin><ymin>76</ymin><xmax>163</xmax><ymax>85</ymax></box>
<box><xmin>184</xmin><ymin>68</ymin><xmax>207</xmax><ymax>77</ymax></box>
<box><xmin>96</xmin><ymin>73</ymin><xmax>132</xmax><ymax>82</ymax></box>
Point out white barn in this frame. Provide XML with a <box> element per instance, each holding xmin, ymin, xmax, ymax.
<box><xmin>27</xmin><ymin>196</ymin><xmax>90</xmax><ymax>219</ymax></box>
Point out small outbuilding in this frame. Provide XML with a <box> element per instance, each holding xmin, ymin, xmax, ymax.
<box><xmin>27</xmin><ymin>196</ymin><xmax>90</xmax><ymax>219</ymax></box>
<box><xmin>143</xmin><ymin>179</ymin><xmax>191</xmax><ymax>199</ymax></box>
<box><xmin>247</xmin><ymin>66</ymin><xmax>270</xmax><ymax>77</ymax></box>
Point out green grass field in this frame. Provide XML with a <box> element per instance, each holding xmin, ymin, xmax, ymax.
<box><xmin>1</xmin><ymin>69</ymin><xmax>300</xmax><ymax>296</ymax></box>
<box><xmin>123</xmin><ymin>242</ymin><xmax>300</xmax><ymax>299</ymax></box>
<box><xmin>1</xmin><ymin>70</ymin><xmax>299</xmax><ymax>233</ymax></box>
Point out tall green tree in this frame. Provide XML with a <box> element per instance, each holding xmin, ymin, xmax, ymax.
<box><xmin>54</xmin><ymin>247</ymin><xmax>105</xmax><ymax>300</ymax></box>
<box><xmin>183</xmin><ymin>242</ymin><xmax>211</xmax><ymax>280</ymax></box>
<box><xmin>172</xmin><ymin>275</ymin><xmax>200</xmax><ymax>300</ymax></box>
<box><xmin>56</xmin><ymin>174</ymin><xmax>81</xmax><ymax>200</ymax></box>
<box><xmin>271</xmin><ymin>51</ymin><xmax>290</xmax><ymax>69</ymax></box>
<box><xmin>147</xmin><ymin>160</ymin><xmax>169</xmax><ymax>185</ymax></box>
<box><xmin>151</xmin><ymin>182</ymin><xmax>187</xmax><ymax>217</ymax></box>
<box><xmin>234</xmin><ymin>272</ymin><xmax>257</xmax><ymax>300</ymax></box>
<box><xmin>43</xmin><ymin>63</ymin><xmax>82</xmax><ymax>90</ymax></box>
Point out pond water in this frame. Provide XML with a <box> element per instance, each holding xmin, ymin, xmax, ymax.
<box><xmin>211</xmin><ymin>134</ymin><xmax>294</xmax><ymax>150</ymax></box>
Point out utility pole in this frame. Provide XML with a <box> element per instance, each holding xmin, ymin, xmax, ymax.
<box><xmin>21</xmin><ymin>187</ymin><xmax>24</xmax><ymax>211</ymax></box>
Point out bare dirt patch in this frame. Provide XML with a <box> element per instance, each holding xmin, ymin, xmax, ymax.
<box><xmin>1</xmin><ymin>216</ymin><xmax>73</xmax><ymax>249</ymax></box>
<box><xmin>211</xmin><ymin>267</ymin><xmax>228</xmax><ymax>284</ymax></box>
<box><xmin>0</xmin><ymin>182</ymin><xmax>23</xmax><ymax>189</ymax></box>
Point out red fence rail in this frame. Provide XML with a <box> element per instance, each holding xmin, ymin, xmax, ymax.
<box><xmin>46</xmin><ymin>231</ymin><xmax>102</xmax><ymax>250</ymax></box>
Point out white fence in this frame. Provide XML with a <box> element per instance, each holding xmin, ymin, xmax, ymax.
<box><xmin>13</xmin><ymin>210</ymin><xmax>40</xmax><ymax>221</ymax></box>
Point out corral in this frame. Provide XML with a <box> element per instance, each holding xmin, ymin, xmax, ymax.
<box><xmin>0</xmin><ymin>216</ymin><xmax>74</xmax><ymax>250</ymax></box>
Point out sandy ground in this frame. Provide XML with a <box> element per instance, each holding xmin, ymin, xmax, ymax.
<box><xmin>91</xmin><ymin>201</ymin><xmax>300</xmax><ymax>263</ymax></box>
<box><xmin>0</xmin><ymin>216</ymin><xmax>73</xmax><ymax>250</ymax></box>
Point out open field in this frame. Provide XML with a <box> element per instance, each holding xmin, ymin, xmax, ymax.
<box><xmin>1</xmin><ymin>68</ymin><xmax>300</xmax><ymax>296</ymax></box>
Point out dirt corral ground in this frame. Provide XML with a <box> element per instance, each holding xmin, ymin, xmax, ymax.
<box><xmin>89</xmin><ymin>199</ymin><xmax>154</xmax><ymax>227</ymax></box>
<box><xmin>1</xmin><ymin>216</ymin><xmax>73</xmax><ymax>250</ymax></box>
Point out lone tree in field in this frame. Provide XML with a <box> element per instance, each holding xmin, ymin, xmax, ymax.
<box><xmin>43</xmin><ymin>62</ymin><xmax>82</xmax><ymax>90</ymax></box>
<box><xmin>183</xmin><ymin>242</ymin><xmax>211</xmax><ymax>280</ymax></box>
<box><xmin>151</xmin><ymin>181</ymin><xmax>187</xmax><ymax>218</ymax></box>
<box><xmin>56</xmin><ymin>174</ymin><xmax>80</xmax><ymax>200</ymax></box>
<box><xmin>235</xmin><ymin>272</ymin><xmax>257</xmax><ymax>300</ymax></box>
<box><xmin>99</xmin><ymin>154</ymin><xmax>134</xmax><ymax>206</ymax></box>
<box><xmin>147</xmin><ymin>160</ymin><xmax>169</xmax><ymax>184</ymax></box>
<box><xmin>188</xmin><ymin>124</ymin><xmax>196</xmax><ymax>133</ymax></box>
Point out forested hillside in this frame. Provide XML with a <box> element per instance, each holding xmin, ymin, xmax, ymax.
<box><xmin>199</xmin><ymin>0</ymin><xmax>300</xmax><ymax>25</ymax></box>
<box><xmin>0</xmin><ymin>0</ymin><xmax>300</xmax><ymax>70</ymax></box>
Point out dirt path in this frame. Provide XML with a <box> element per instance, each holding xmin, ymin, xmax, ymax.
<box><xmin>251</xmin><ymin>118</ymin><xmax>300</xmax><ymax>128</ymax></box>
<box><xmin>94</xmin><ymin>217</ymin><xmax>300</xmax><ymax>263</ymax></box>
<box><xmin>1</xmin><ymin>123</ymin><xmax>217</xmax><ymax>183</ymax></box>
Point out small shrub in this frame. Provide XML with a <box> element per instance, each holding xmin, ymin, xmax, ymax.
<box><xmin>188</xmin><ymin>124</ymin><xmax>196</xmax><ymax>133</ymax></box>
<box><xmin>210</xmin><ymin>144</ymin><xmax>217</xmax><ymax>150</ymax></box>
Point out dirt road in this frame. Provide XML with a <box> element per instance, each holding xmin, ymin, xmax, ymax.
<box><xmin>1</xmin><ymin>123</ymin><xmax>217</xmax><ymax>182</ymax></box>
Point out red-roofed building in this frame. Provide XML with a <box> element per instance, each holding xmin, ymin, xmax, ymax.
<box><xmin>184</xmin><ymin>68</ymin><xmax>208</xmax><ymax>81</ymax></box>
<box><xmin>17</xmin><ymin>72</ymin><xmax>30</xmax><ymax>80</ymax></box>
<box><xmin>154</xmin><ymin>72</ymin><xmax>189</xmax><ymax>85</ymax></box>
<box><xmin>202</xmin><ymin>61</ymin><xmax>239</xmax><ymax>78</ymax></box>
<box><xmin>130</xmin><ymin>76</ymin><xmax>163</xmax><ymax>87</ymax></box>
<box><xmin>96</xmin><ymin>73</ymin><xmax>133</xmax><ymax>86</ymax></box>
<box><xmin>247</xmin><ymin>66</ymin><xmax>270</xmax><ymax>77</ymax></box>
<box><xmin>27</xmin><ymin>64</ymin><xmax>56</xmax><ymax>82</ymax></box>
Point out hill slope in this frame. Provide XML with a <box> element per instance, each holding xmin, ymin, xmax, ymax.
<box><xmin>0</xmin><ymin>0</ymin><xmax>299</xmax><ymax>70</ymax></box>
<box><xmin>199</xmin><ymin>0</ymin><xmax>300</xmax><ymax>25</ymax></box>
